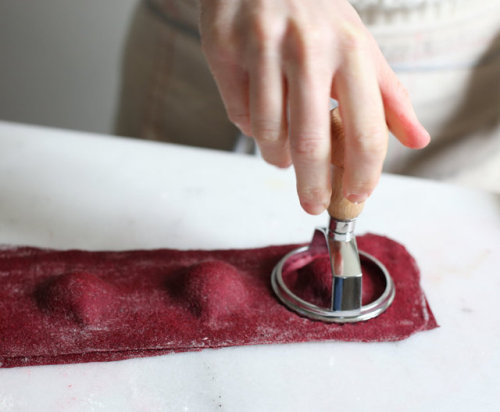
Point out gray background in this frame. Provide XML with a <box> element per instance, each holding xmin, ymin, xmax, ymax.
<box><xmin>0</xmin><ymin>0</ymin><xmax>137</xmax><ymax>135</ymax></box>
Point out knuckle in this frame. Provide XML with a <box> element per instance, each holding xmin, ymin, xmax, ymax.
<box><xmin>250</xmin><ymin>16</ymin><xmax>280</xmax><ymax>45</ymax></box>
<box><xmin>338</xmin><ymin>22</ymin><xmax>369</xmax><ymax>52</ymax></box>
<box><xmin>292</xmin><ymin>135</ymin><xmax>325</xmax><ymax>159</ymax></box>
<box><xmin>253</xmin><ymin>122</ymin><xmax>282</xmax><ymax>144</ymax></box>
<box><xmin>350</xmin><ymin>129</ymin><xmax>388</xmax><ymax>158</ymax></box>
<box><xmin>284</xmin><ymin>21</ymin><xmax>327</xmax><ymax>62</ymax></box>
<box><xmin>297</xmin><ymin>25</ymin><xmax>323</xmax><ymax>49</ymax></box>
<box><xmin>246</xmin><ymin>15</ymin><xmax>284</xmax><ymax>59</ymax></box>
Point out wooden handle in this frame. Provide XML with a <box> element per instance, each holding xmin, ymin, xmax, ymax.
<box><xmin>327</xmin><ymin>109</ymin><xmax>365</xmax><ymax>220</ymax></box>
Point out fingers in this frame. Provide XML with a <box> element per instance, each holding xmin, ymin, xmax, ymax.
<box><xmin>377</xmin><ymin>57</ymin><xmax>431</xmax><ymax>149</ymax></box>
<box><xmin>199</xmin><ymin>0</ymin><xmax>430</xmax><ymax>214</ymax></box>
<box><xmin>335</xmin><ymin>49</ymin><xmax>388</xmax><ymax>203</ymax></box>
<box><xmin>248</xmin><ymin>49</ymin><xmax>291</xmax><ymax>168</ymax></box>
<box><xmin>287</xmin><ymin>67</ymin><xmax>332</xmax><ymax>214</ymax></box>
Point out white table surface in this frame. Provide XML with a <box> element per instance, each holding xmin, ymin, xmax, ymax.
<box><xmin>0</xmin><ymin>121</ymin><xmax>499</xmax><ymax>412</ymax></box>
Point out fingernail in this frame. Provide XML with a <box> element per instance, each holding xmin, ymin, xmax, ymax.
<box><xmin>346</xmin><ymin>193</ymin><xmax>368</xmax><ymax>204</ymax></box>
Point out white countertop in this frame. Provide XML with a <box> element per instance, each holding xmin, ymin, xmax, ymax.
<box><xmin>0</xmin><ymin>121</ymin><xmax>499</xmax><ymax>412</ymax></box>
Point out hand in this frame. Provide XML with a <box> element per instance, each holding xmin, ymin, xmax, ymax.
<box><xmin>199</xmin><ymin>0</ymin><xmax>430</xmax><ymax>214</ymax></box>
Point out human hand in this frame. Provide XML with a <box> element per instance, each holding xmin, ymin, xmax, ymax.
<box><xmin>199</xmin><ymin>0</ymin><xmax>430</xmax><ymax>214</ymax></box>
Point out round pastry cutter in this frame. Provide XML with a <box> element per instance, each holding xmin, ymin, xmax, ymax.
<box><xmin>271</xmin><ymin>109</ymin><xmax>395</xmax><ymax>323</ymax></box>
<box><xmin>271</xmin><ymin>221</ymin><xmax>395</xmax><ymax>323</ymax></box>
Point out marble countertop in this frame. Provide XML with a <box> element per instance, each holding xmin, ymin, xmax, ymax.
<box><xmin>0</xmin><ymin>121</ymin><xmax>499</xmax><ymax>411</ymax></box>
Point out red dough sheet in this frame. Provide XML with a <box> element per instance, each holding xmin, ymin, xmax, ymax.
<box><xmin>0</xmin><ymin>234</ymin><xmax>437</xmax><ymax>368</ymax></box>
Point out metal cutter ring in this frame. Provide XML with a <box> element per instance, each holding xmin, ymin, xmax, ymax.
<box><xmin>271</xmin><ymin>247</ymin><xmax>395</xmax><ymax>323</ymax></box>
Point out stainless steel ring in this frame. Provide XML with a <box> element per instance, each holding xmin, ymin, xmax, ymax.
<box><xmin>271</xmin><ymin>246</ymin><xmax>395</xmax><ymax>323</ymax></box>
